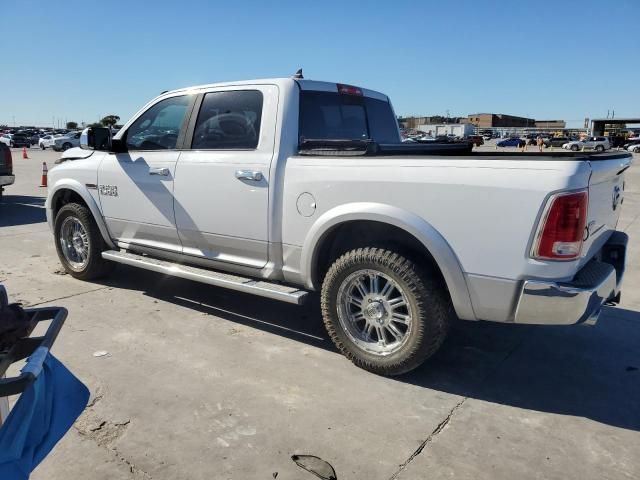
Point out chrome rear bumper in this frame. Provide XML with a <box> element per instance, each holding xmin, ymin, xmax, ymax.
<box><xmin>0</xmin><ymin>175</ymin><xmax>15</xmax><ymax>186</ymax></box>
<box><xmin>514</xmin><ymin>231</ymin><xmax>627</xmax><ymax>325</ymax></box>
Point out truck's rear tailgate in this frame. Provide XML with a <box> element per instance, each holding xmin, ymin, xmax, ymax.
<box><xmin>581</xmin><ymin>154</ymin><xmax>632</xmax><ymax>264</ymax></box>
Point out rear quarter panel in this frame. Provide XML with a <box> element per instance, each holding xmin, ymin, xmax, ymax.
<box><xmin>282</xmin><ymin>156</ymin><xmax>592</xmax><ymax>283</ymax></box>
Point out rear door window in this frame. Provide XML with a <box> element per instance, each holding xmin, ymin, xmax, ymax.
<box><xmin>191</xmin><ymin>90</ymin><xmax>263</xmax><ymax>149</ymax></box>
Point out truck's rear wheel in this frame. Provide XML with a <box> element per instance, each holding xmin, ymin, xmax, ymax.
<box><xmin>321</xmin><ymin>248</ymin><xmax>451</xmax><ymax>376</ymax></box>
<box><xmin>54</xmin><ymin>203</ymin><xmax>114</xmax><ymax>280</ymax></box>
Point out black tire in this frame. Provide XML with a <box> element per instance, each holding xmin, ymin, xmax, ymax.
<box><xmin>40</xmin><ymin>144</ymin><xmax>45</xmax><ymax>150</ymax></box>
<box><xmin>62</xmin><ymin>142</ymin><xmax>72</xmax><ymax>151</ymax></box>
<box><xmin>595</xmin><ymin>145</ymin><xmax>604</xmax><ymax>152</ymax></box>
<box><xmin>54</xmin><ymin>203</ymin><xmax>114</xmax><ymax>280</ymax></box>
<box><xmin>571</xmin><ymin>144</ymin><xmax>579</xmax><ymax>151</ymax></box>
<box><xmin>321</xmin><ymin>248</ymin><xmax>452</xmax><ymax>376</ymax></box>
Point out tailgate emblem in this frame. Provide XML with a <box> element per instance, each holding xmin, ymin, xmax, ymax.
<box><xmin>612</xmin><ymin>185</ymin><xmax>621</xmax><ymax>211</ymax></box>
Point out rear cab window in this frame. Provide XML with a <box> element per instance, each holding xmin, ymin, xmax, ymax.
<box><xmin>299</xmin><ymin>89</ymin><xmax>400</xmax><ymax>145</ymax></box>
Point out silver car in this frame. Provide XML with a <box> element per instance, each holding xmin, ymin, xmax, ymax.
<box><xmin>53</xmin><ymin>132</ymin><xmax>82</xmax><ymax>151</ymax></box>
<box><xmin>562</xmin><ymin>136</ymin><xmax>610</xmax><ymax>152</ymax></box>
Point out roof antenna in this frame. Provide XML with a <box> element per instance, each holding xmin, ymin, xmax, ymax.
<box><xmin>293</xmin><ymin>68</ymin><xmax>304</xmax><ymax>79</ymax></box>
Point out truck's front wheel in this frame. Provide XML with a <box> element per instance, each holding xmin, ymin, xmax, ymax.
<box><xmin>321</xmin><ymin>248</ymin><xmax>452</xmax><ymax>376</ymax></box>
<box><xmin>54</xmin><ymin>203</ymin><xmax>114</xmax><ymax>280</ymax></box>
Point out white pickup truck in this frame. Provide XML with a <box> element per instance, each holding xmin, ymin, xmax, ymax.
<box><xmin>46</xmin><ymin>74</ymin><xmax>631</xmax><ymax>375</ymax></box>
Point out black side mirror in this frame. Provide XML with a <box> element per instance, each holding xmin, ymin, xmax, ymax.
<box><xmin>80</xmin><ymin>127</ymin><xmax>112</xmax><ymax>151</ymax></box>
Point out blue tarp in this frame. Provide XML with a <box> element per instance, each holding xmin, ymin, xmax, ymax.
<box><xmin>0</xmin><ymin>349</ymin><xmax>89</xmax><ymax>480</ymax></box>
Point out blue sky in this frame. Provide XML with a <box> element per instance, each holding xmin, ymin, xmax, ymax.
<box><xmin>1</xmin><ymin>0</ymin><xmax>638</xmax><ymax>128</ymax></box>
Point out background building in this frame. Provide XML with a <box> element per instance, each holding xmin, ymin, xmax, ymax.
<box><xmin>415</xmin><ymin>123</ymin><xmax>475</xmax><ymax>138</ymax></box>
<box><xmin>535</xmin><ymin>120</ymin><xmax>566</xmax><ymax>129</ymax></box>
<box><xmin>590</xmin><ymin>118</ymin><xmax>640</xmax><ymax>136</ymax></box>
<box><xmin>463</xmin><ymin>113</ymin><xmax>536</xmax><ymax>128</ymax></box>
<box><xmin>400</xmin><ymin>113</ymin><xmax>569</xmax><ymax>136</ymax></box>
<box><xmin>398</xmin><ymin>116</ymin><xmax>464</xmax><ymax>129</ymax></box>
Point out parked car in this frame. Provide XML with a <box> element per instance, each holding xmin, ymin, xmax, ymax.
<box><xmin>0</xmin><ymin>134</ymin><xmax>11</xmax><ymax>147</ymax></box>
<box><xmin>605</xmin><ymin>135</ymin><xmax>626</xmax><ymax>148</ymax></box>
<box><xmin>0</xmin><ymin>143</ymin><xmax>14</xmax><ymax>200</ymax></box>
<box><xmin>53</xmin><ymin>131</ymin><xmax>82</xmax><ymax>151</ymax></box>
<box><xmin>39</xmin><ymin>134</ymin><xmax>60</xmax><ymax>150</ymax></box>
<box><xmin>563</xmin><ymin>136</ymin><xmax>610</xmax><ymax>152</ymax></box>
<box><xmin>497</xmin><ymin>137</ymin><xmax>526</xmax><ymax>147</ymax></box>
<box><xmin>46</xmin><ymin>76</ymin><xmax>630</xmax><ymax>375</ymax></box>
<box><xmin>8</xmin><ymin>133</ymin><xmax>31</xmax><ymax>148</ymax></box>
<box><xmin>548</xmin><ymin>136</ymin><xmax>570</xmax><ymax>148</ymax></box>
<box><xmin>623</xmin><ymin>139</ymin><xmax>640</xmax><ymax>150</ymax></box>
<box><xmin>628</xmin><ymin>144</ymin><xmax>640</xmax><ymax>153</ymax></box>
<box><xmin>467</xmin><ymin>135</ymin><xmax>484</xmax><ymax>147</ymax></box>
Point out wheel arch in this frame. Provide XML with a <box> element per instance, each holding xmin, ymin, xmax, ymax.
<box><xmin>301</xmin><ymin>203</ymin><xmax>476</xmax><ymax>320</ymax></box>
<box><xmin>47</xmin><ymin>180</ymin><xmax>116</xmax><ymax>249</ymax></box>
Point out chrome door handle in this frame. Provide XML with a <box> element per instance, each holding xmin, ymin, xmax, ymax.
<box><xmin>235</xmin><ymin>170</ymin><xmax>263</xmax><ymax>181</ymax></box>
<box><xmin>149</xmin><ymin>167</ymin><xmax>170</xmax><ymax>176</ymax></box>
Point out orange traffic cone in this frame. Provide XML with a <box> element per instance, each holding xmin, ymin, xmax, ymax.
<box><xmin>22</xmin><ymin>147</ymin><xmax>28</xmax><ymax>159</ymax></box>
<box><xmin>40</xmin><ymin>162</ymin><xmax>48</xmax><ymax>187</ymax></box>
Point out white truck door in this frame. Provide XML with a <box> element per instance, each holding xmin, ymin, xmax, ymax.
<box><xmin>98</xmin><ymin>94</ymin><xmax>195</xmax><ymax>252</ymax></box>
<box><xmin>173</xmin><ymin>86</ymin><xmax>276</xmax><ymax>268</ymax></box>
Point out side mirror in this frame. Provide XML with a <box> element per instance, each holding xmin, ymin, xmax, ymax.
<box><xmin>80</xmin><ymin>127</ymin><xmax>112</xmax><ymax>151</ymax></box>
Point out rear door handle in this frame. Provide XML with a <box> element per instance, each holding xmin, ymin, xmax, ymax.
<box><xmin>149</xmin><ymin>167</ymin><xmax>170</xmax><ymax>176</ymax></box>
<box><xmin>235</xmin><ymin>170</ymin><xmax>263</xmax><ymax>182</ymax></box>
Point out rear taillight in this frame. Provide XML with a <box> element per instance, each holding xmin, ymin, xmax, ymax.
<box><xmin>4</xmin><ymin>148</ymin><xmax>11</xmax><ymax>171</ymax></box>
<box><xmin>532</xmin><ymin>191</ymin><xmax>588</xmax><ymax>260</ymax></box>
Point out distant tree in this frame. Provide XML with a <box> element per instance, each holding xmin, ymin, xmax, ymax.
<box><xmin>66</xmin><ymin>121</ymin><xmax>78</xmax><ymax>129</ymax></box>
<box><xmin>100</xmin><ymin>115</ymin><xmax>120</xmax><ymax>128</ymax></box>
<box><xmin>88</xmin><ymin>122</ymin><xmax>102</xmax><ymax>128</ymax></box>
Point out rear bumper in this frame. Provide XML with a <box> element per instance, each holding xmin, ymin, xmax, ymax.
<box><xmin>514</xmin><ymin>231</ymin><xmax>627</xmax><ymax>325</ymax></box>
<box><xmin>0</xmin><ymin>175</ymin><xmax>15</xmax><ymax>187</ymax></box>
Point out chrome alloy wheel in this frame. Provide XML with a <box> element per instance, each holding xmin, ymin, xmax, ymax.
<box><xmin>336</xmin><ymin>269</ymin><xmax>413</xmax><ymax>356</ymax></box>
<box><xmin>59</xmin><ymin>216</ymin><xmax>90</xmax><ymax>270</ymax></box>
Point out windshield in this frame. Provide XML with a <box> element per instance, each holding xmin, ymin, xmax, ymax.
<box><xmin>299</xmin><ymin>91</ymin><xmax>400</xmax><ymax>144</ymax></box>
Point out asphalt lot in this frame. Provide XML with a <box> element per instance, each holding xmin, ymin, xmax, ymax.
<box><xmin>1</xmin><ymin>144</ymin><xmax>639</xmax><ymax>480</ymax></box>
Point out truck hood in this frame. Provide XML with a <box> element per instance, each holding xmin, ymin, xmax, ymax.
<box><xmin>55</xmin><ymin>147</ymin><xmax>94</xmax><ymax>164</ymax></box>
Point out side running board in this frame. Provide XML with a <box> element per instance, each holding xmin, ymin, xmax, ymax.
<box><xmin>101</xmin><ymin>250</ymin><xmax>308</xmax><ymax>305</ymax></box>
